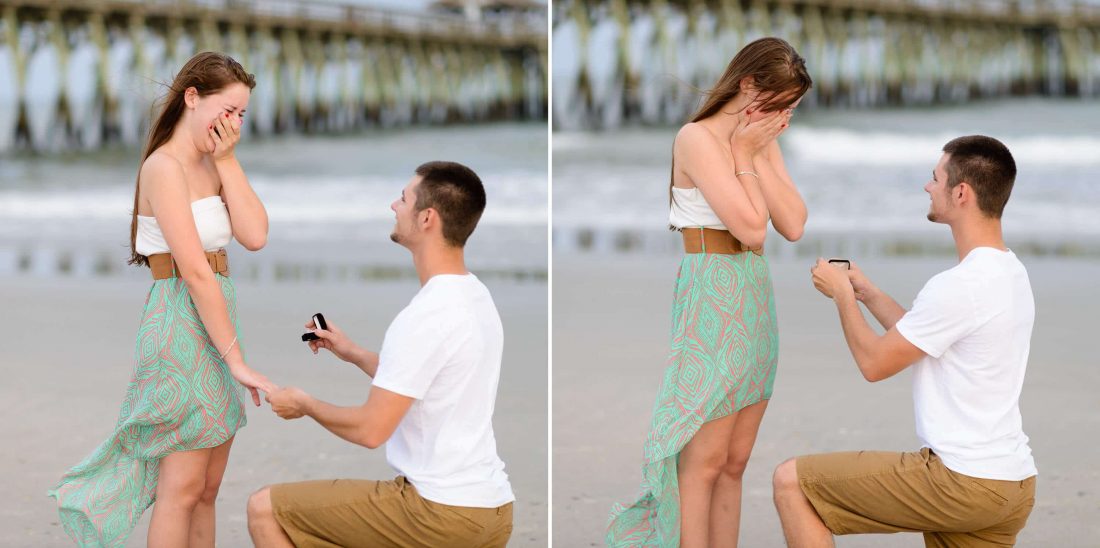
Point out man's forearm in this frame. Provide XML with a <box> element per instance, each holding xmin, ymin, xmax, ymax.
<box><xmin>862</xmin><ymin>286</ymin><xmax>907</xmax><ymax>331</ymax></box>
<box><xmin>835</xmin><ymin>292</ymin><xmax>882</xmax><ymax>381</ymax></box>
<box><xmin>302</xmin><ymin>396</ymin><xmax>370</xmax><ymax>447</ymax></box>
<box><xmin>351</xmin><ymin>346</ymin><xmax>380</xmax><ymax>377</ymax></box>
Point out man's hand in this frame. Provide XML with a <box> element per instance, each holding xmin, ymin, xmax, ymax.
<box><xmin>266</xmin><ymin>386</ymin><xmax>310</xmax><ymax>420</ymax></box>
<box><xmin>305</xmin><ymin>318</ymin><xmax>359</xmax><ymax>363</ymax></box>
<box><xmin>847</xmin><ymin>261</ymin><xmax>878</xmax><ymax>303</ymax></box>
<box><xmin>811</xmin><ymin>258</ymin><xmax>855</xmax><ymax>300</ymax></box>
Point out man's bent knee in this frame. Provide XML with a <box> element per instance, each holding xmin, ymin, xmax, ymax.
<box><xmin>773</xmin><ymin>458</ymin><xmax>800</xmax><ymax>494</ymax></box>
<box><xmin>247</xmin><ymin>487</ymin><xmax>274</xmax><ymax>523</ymax></box>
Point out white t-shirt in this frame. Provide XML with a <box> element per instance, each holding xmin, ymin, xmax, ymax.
<box><xmin>895</xmin><ymin>247</ymin><xmax>1037</xmax><ymax>481</ymax></box>
<box><xmin>371</xmin><ymin>273</ymin><xmax>515</xmax><ymax>508</ymax></box>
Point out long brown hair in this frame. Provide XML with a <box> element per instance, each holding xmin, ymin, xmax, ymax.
<box><xmin>689</xmin><ymin>37</ymin><xmax>811</xmax><ymax>123</ymax></box>
<box><xmin>128</xmin><ymin>51</ymin><xmax>256</xmax><ymax>267</ymax></box>
<box><xmin>669</xmin><ymin>37</ymin><xmax>812</xmax><ymax>214</ymax></box>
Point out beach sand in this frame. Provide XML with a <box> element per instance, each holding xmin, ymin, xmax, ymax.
<box><xmin>1</xmin><ymin>274</ymin><xmax>547</xmax><ymax>547</ymax></box>
<box><xmin>553</xmin><ymin>253</ymin><xmax>1100</xmax><ymax>547</ymax></box>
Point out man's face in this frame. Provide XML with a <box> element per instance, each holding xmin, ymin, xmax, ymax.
<box><xmin>390</xmin><ymin>176</ymin><xmax>422</xmax><ymax>246</ymax></box>
<box><xmin>925</xmin><ymin>153</ymin><xmax>954</xmax><ymax>223</ymax></box>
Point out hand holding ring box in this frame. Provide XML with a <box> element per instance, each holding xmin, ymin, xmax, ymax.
<box><xmin>302</xmin><ymin>313</ymin><xmax>328</xmax><ymax>342</ymax></box>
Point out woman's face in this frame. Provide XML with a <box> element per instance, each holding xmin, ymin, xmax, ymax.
<box><xmin>184</xmin><ymin>82</ymin><xmax>250</xmax><ymax>153</ymax></box>
<box><xmin>746</xmin><ymin>91</ymin><xmax>802</xmax><ymax>124</ymax></box>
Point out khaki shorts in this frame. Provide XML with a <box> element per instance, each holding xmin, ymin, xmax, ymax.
<box><xmin>797</xmin><ymin>448</ymin><xmax>1035</xmax><ymax>547</ymax></box>
<box><xmin>270</xmin><ymin>475</ymin><xmax>513</xmax><ymax>548</ymax></box>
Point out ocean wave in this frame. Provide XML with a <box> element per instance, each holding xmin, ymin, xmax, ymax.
<box><xmin>783</xmin><ymin>128</ymin><xmax>1100</xmax><ymax>166</ymax></box>
<box><xmin>0</xmin><ymin>172</ymin><xmax>548</xmax><ymax>226</ymax></box>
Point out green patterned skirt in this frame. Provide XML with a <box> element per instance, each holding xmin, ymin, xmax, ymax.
<box><xmin>607</xmin><ymin>252</ymin><xmax>779</xmax><ymax>547</ymax></box>
<box><xmin>48</xmin><ymin>274</ymin><xmax>247</xmax><ymax>547</ymax></box>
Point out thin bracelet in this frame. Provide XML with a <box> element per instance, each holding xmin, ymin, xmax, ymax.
<box><xmin>219</xmin><ymin>336</ymin><xmax>239</xmax><ymax>360</ymax></box>
<box><xmin>735</xmin><ymin>170</ymin><xmax>760</xmax><ymax>180</ymax></box>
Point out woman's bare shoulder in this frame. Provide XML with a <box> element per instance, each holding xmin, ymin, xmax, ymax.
<box><xmin>674</xmin><ymin>122</ymin><xmax>724</xmax><ymax>164</ymax></box>
<box><xmin>138</xmin><ymin>151</ymin><xmax>189</xmax><ymax>207</ymax></box>
<box><xmin>677</xmin><ymin>121</ymin><xmax>723</xmax><ymax>148</ymax></box>
<box><xmin>674</xmin><ymin>121</ymin><xmax>707</xmax><ymax>144</ymax></box>
<box><xmin>140</xmin><ymin>151</ymin><xmax>186</xmax><ymax>187</ymax></box>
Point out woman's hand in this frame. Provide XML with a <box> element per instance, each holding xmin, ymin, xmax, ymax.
<box><xmin>305</xmin><ymin>318</ymin><xmax>360</xmax><ymax>365</ymax></box>
<box><xmin>775</xmin><ymin>108</ymin><xmax>793</xmax><ymax>138</ymax></box>
<box><xmin>229</xmin><ymin>364</ymin><xmax>278</xmax><ymax>407</ymax></box>
<box><xmin>731</xmin><ymin>110</ymin><xmax>787</xmax><ymax>158</ymax></box>
<box><xmin>209</xmin><ymin>112</ymin><xmax>241</xmax><ymax>161</ymax></box>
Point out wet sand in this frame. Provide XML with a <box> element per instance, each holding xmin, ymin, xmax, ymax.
<box><xmin>1</xmin><ymin>274</ymin><xmax>547</xmax><ymax>547</ymax></box>
<box><xmin>553</xmin><ymin>254</ymin><xmax>1100</xmax><ymax>547</ymax></box>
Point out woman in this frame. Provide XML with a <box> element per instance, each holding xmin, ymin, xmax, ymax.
<box><xmin>49</xmin><ymin>51</ymin><xmax>277</xmax><ymax>547</ymax></box>
<box><xmin>607</xmin><ymin>37</ymin><xmax>812</xmax><ymax>547</ymax></box>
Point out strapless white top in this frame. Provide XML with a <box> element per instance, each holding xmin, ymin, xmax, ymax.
<box><xmin>669</xmin><ymin>186</ymin><xmax>726</xmax><ymax>230</ymax></box>
<box><xmin>135</xmin><ymin>195</ymin><xmax>233</xmax><ymax>255</ymax></box>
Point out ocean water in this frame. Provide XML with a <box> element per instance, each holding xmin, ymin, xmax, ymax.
<box><xmin>0</xmin><ymin>122</ymin><xmax>548</xmax><ymax>280</ymax></box>
<box><xmin>552</xmin><ymin>98</ymin><xmax>1100</xmax><ymax>258</ymax></box>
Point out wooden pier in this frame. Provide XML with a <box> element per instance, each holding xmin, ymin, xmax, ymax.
<box><xmin>552</xmin><ymin>0</ymin><xmax>1100</xmax><ymax>128</ymax></box>
<box><xmin>0</xmin><ymin>0</ymin><xmax>548</xmax><ymax>152</ymax></box>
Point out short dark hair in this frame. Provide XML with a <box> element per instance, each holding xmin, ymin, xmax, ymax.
<box><xmin>942</xmin><ymin>135</ymin><xmax>1017</xmax><ymax>219</ymax></box>
<box><xmin>413</xmin><ymin>161</ymin><xmax>487</xmax><ymax>247</ymax></box>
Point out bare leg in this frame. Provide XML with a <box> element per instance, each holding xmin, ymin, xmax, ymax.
<box><xmin>189</xmin><ymin>436</ymin><xmax>235</xmax><ymax>548</ymax></box>
<box><xmin>678</xmin><ymin>411</ymin><xmax>738</xmax><ymax>548</ymax></box>
<box><xmin>710</xmin><ymin>400</ymin><xmax>769</xmax><ymax>548</ymax></box>
<box><xmin>773</xmin><ymin>458</ymin><xmax>834</xmax><ymax>548</ymax></box>
<box><xmin>247</xmin><ymin>486</ymin><xmax>295</xmax><ymax>548</ymax></box>
<box><xmin>148</xmin><ymin>446</ymin><xmax>213</xmax><ymax>548</ymax></box>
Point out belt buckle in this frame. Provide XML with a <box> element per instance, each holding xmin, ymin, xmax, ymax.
<box><xmin>216</xmin><ymin>249</ymin><xmax>228</xmax><ymax>275</ymax></box>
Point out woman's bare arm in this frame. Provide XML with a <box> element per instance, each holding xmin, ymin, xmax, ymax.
<box><xmin>754</xmin><ymin>139</ymin><xmax>807</xmax><ymax>241</ymax></box>
<box><xmin>211</xmin><ymin>113</ymin><xmax>268</xmax><ymax>251</ymax></box>
<box><xmin>675</xmin><ymin>123</ymin><xmax>770</xmax><ymax>248</ymax></box>
<box><xmin>143</xmin><ymin>153</ymin><xmax>275</xmax><ymax>402</ymax></box>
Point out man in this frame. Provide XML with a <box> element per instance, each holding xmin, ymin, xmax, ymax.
<box><xmin>773</xmin><ymin>136</ymin><xmax>1037</xmax><ymax>547</ymax></box>
<box><xmin>247</xmin><ymin>161</ymin><xmax>515</xmax><ymax>547</ymax></box>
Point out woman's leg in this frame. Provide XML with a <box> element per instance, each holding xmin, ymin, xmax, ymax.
<box><xmin>709</xmin><ymin>399</ymin><xmax>770</xmax><ymax>548</ymax></box>
<box><xmin>148</xmin><ymin>446</ymin><xmax>213</xmax><ymax>548</ymax></box>
<box><xmin>678</xmin><ymin>411</ymin><xmax>738</xmax><ymax>548</ymax></box>
<box><xmin>189</xmin><ymin>436</ymin><xmax>235</xmax><ymax>548</ymax></box>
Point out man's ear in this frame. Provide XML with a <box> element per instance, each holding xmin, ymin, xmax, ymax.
<box><xmin>954</xmin><ymin>182</ymin><xmax>970</xmax><ymax>206</ymax></box>
<box><xmin>419</xmin><ymin>208</ymin><xmax>435</xmax><ymax>230</ymax></box>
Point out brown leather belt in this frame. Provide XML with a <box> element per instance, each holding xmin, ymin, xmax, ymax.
<box><xmin>148</xmin><ymin>249</ymin><xmax>229</xmax><ymax>280</ymax></box>
<box><xmin>682</xmin><ymin>227</ymin><xmax>763</xmax><ymax>256</ymax></box>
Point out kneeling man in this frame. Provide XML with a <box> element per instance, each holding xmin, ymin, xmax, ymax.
<box><xmin>248</xmin><ymin>161</ymin><xmax>514</xmax><ymax>548</ymax></box>
<box><xmin>774</xmin><ymin>136</ymin><xmax>1037</xmax><ymax>547</ymax></box>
